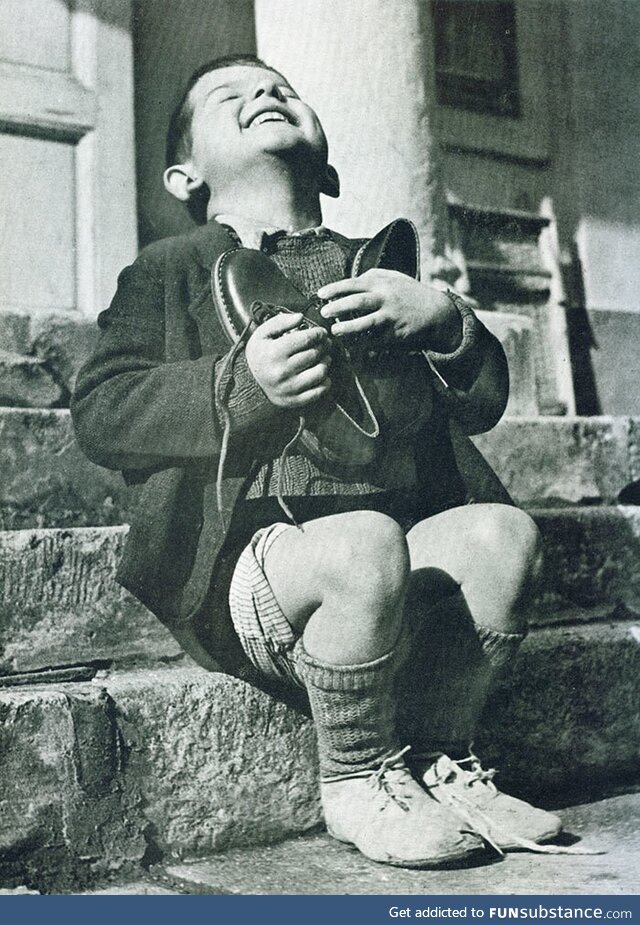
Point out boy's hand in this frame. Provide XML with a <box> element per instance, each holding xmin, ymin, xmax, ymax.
<box><xmin>318</xmin><ymin>269</ymin><xmax>462</xmax><ymax>353</ymax></box>
<box><xmin>245</xmin><ymin>311</ymin><xmax>332</xmax><ymax>409</ymax></box>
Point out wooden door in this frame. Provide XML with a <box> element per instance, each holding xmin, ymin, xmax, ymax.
<box><xmin>0</xmin><ymin>0</ymin><xmax>137</xmax><ymax>332</ymax></box>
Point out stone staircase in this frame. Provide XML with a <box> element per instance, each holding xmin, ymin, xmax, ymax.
<box><xmin>1</xmin><ymin>404</ymin><xmax>640</xmax><ymax>891</ymax></box>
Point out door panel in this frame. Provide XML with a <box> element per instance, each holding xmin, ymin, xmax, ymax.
<box><xmin>0</xmin><ymin>133</ymin><xmax>76</xmax><ymax>314</ymax></box>
<box><xmin>0</xmin><ymin>0</ymin><xmax>137</xmax><ymax>323</ymax></box>
<box><xmin>0</xmin><ymin>0</ymin><xmax>71</xmax><ymax>71</ymax></box>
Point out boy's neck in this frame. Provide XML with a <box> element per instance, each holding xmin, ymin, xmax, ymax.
<box><xmin>207</xmin><ymin>160</ymin><xmax>323</xmax><ymax>233</ymax></box>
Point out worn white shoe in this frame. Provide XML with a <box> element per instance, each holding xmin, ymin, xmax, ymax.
<box><xmin>321</xmin><ymin>749</ymin><xmax>486</xmax><ymax>868</ymax></box>
<box><xmin>421</xmin><ymin>752</ymin><xmax>564</xmax><ymax>853</ymax></box>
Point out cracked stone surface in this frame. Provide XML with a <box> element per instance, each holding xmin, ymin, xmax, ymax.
<box><xmin>0</xmin><ymin>408</ymin><xmax>133</xmax><ymax>529</ymax></box>
<box><xmin>3</xmin><ymin>509</ymin><xmax>639</xmax><ymax>675</ymax></box>
<box><xmin>3</xmin><ymin>412</ymin><xmax>640</xmax><ymax>530</ymax></box>
<box><xmin>0</xmin><ymin>351</ymin><xmax>64</xmax><ymax>408</ymax></box>
<box><xmin>1</xmin><ymin>616</ymin><xmax>639</xmax><ymax>891</ymax></box>
<box><xmin>0</xmin><ymin>682</ymin><xmax>145</xmax><ymax>891</ymax></box>
<box><xmin>164</xmin><ymin>791</ymin><xmax>640</xmax><ymax>895</ymax></box>
<box><xmin>0</xmin><ymin>527</ymin><xmax>181</xmax><ymax>673</ymax></box>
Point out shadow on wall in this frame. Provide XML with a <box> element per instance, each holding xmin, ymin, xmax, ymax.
<box><xmin>132</xmin><ymin>0</ymin><xmax>257</xmax><ymax>247</ymax></box>
<box><xmin>561</xmin><ymin>244</ymin><xmax>601</xmax><ymax>417</ymax></box>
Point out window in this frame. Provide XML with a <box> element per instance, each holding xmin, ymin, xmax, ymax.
<box><xmin>432</xmin><ymin>0</ymin><xmax>520</xmax><ymax>118</ymax></box>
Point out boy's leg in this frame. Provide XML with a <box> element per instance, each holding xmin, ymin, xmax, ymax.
<box><xmin>400</xmin><ymin>502</ymin><xmax>561</xmax><ymax>848</ymax></box>
<box><xmin>401</xmin><ymin>502</ymin><xmax>541</xmax><ymax>751</ymax></box>
<box><xmin>260</xmin><ymin>510</ymin><xmax>484</xmax><ymax>868</ymax></box>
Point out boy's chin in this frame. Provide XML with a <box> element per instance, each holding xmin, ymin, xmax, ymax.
<box><xmin>248</xmin><ymin>125</ymin><xmax>322</xmax><ymax>158</ymax></box>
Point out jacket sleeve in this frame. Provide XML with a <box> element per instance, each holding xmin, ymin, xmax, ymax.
<box><xmin>71</xmin><ymin>250</ymin><xmax>289</xmax><ymax>473</ymax></box>
<box><xmin>425</xmin><ymin>291</ymin><xmax>509</xmax><ymax>435</ymax></box>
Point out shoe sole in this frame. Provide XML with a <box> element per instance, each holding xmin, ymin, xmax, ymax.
<box><xmin>495</xmin><ymin>826</ymin><xmax>564</xmax><ymax>852</ymax></box>
<box><xmin>327</xmin><ymin>827</ymin><xmax>487</xmax><ymax>869</ymax></box>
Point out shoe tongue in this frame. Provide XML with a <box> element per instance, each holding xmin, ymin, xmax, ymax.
<box><xmin>423</xmin><ymin>754</ymin><xmax>458</xmax><ymax>787</ymax></box>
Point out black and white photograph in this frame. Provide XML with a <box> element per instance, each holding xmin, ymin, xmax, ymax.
<box><xmin>0</xmin><ymin>0</ymin><xmax>639</xmax><ymax>900</ymax></box>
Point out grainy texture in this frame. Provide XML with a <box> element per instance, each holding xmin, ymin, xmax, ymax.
<box><xmin>535</xmin><ymin>507</ymin><xmax>640</xmax><ymax>610</ymax></box>
<box><xmin>0</xmin><ymin>408</ymin><xmax>133</xmax><ymax>529</ymax></box>
<box><xmin>0</xmin><ymin>620</ymin><xmax>639</xmax><ymax>888</ymax></box>
<box><xmin>164</xmin><ymin>791</ymin><xmax>640</xmax><ymax>895</ymax></box>
<box><xmin>0</xmin><ymin>351</ymin><xmax>63</xmax><ymax>408</ymax></box>
<box><xmin>104</xmin><ymin>667</ymin><xmax>321</xmax><ymax>857</ymax></box>
<box><xmin>0</xmin><ymin>527</ymin><xmax>180</xmax><ymax>673</ymax></box>
<box><xmin>4</xmin><ymin>410</ymin><xmax>640</xmax><ymax>530</ymax></box>
<box><xmin>475</xmin><ymin>416</ymin><xmax>640</xmax><ymax>505</ymax></box>
<box><xmin>0</xmin><ymin>683</ymin><xmax>145</xmax><ymax>891</ymax></box>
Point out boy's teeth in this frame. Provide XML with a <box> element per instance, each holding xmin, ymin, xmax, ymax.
<box><xmin>253</xmin><ymin>112</ymin><xmax>287</xmax><ymax>126</ymax></box>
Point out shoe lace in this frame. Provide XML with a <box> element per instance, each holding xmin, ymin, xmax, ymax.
<box><xmin>322</xmin><ymin>746</ymin><xmax>414</xmax><ymax>812</ymax></box>
<box><xmin>420</xmin><ymin>748</ymin><xmax>604</xmax><ymax>857</ymax></box>
<box><xmin>367</xmin><ymin>746</ymin><xmax>413</xmax><ymax>812</ymax></box>
<box><xmin>456</xmin><ymin>746</ymin><xmax>498</xmax><ymax>791</ymax></box>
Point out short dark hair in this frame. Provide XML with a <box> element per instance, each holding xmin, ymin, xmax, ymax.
<box><xmin>165</xmin><ymin>54</ymin><xmax>276</xmax><ymax>224</ymax></box>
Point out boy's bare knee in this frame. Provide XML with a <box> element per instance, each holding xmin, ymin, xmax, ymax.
<box><xmin>322</xmin><ymin>511</ymin><xmax>410</xmax><ymax>608</ymax></box>
<box><xmin>468</xmin><ymin>505</ymin><xmax>541</xmax><ymax>579</ymax></box>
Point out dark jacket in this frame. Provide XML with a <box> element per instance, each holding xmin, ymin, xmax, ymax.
<box><xmin>71</xmin><ymin>220</ymin><xmax>509</xmax><ymax>680</ymax></box>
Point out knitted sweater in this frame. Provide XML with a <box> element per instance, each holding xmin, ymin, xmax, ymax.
<box><xmin>242</xmin><ymin>231</ymin><xmax>420</xmax><ymax>511</ymax></box>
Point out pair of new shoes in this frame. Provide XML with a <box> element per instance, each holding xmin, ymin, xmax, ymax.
<box><xmin>321</xmin><ymin>748</ymin><xmax>563</xmax><ymax>868</ymax></box>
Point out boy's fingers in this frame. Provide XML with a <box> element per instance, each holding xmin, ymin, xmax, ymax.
<box><xmin>258</xmin><ymin>311</ymin><xmax>305</xmax><ymax>338</ymax></box>
<box><xmin>288</xmin><ymin>346</ymin><xmax>332</xmax><ymax>374</ymax></box>
<box><xmin>320</xmin><ymin>292</ymin><xmax>378</xmax><ymax>319</ymax></box>
<box><xmin>317</xmin><ymin>277</ymin><xmax>371</xmax><ymax>299</ymax></box>
<box><xmin>278</xmin><ymin>325</ymin><xmax>329</xmax><ymax>356</ymax></box>
<box><xmin>289</xmin><ymin>363</ymin><xmax>331</xmax><ymax>394</ymax></box>
<box><xmin>289</xmin><ymin>383</ymin><xmax>332</xmax><ymax>407</ymax></box>
<box><xmin>332</xmin><ymin>311</ymin><xmax>387</xmax><ymax>337</ymax></box>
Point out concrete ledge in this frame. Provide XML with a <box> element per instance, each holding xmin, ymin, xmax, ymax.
<box><xmin>0</xmin><ymin>352</ymin><xmax>64</xmax><ymax>409</ymax></box>
<box><xmin>3</xmin><ymin>411</ymin><xmax>639</xmax><ymax>529</ymax></box>
<box><xmin>475</xmin><ymin>416</ymin><xmax>640</xmax><ymax>505</ymax></box>
<box><xmin>0</xmin><ymin>527</ymin><xmax>180</xmax><ymax>674</ymax></box>
<box><xmin>479</xmin><ymin>621</ymin><xmax>640</xmax><ymax>799</ymax></box>
<box><xmin>0</xmin><ymin>311</ymin><xmax>97</xmax><ymax>402</ymax></box>
<box><xmin>1</xmin><ymin>620</ymin><xmax>639</xmax><ymax>886</ymax></box>
<box><xmin>0</xmin><ymin>408</ymin><xmax>134</xmax><ymax>530</ymax></box>
<box><xmin>0</xmin><ymin>682</ymin><xmax>145</xmax><ymax>891</ymax></box>
<box><xmin>2</xmin><ymin>507</ymin><xmax>639</xmax><ymax>673</ymax></box>
<box><xmin>534</xmin><ymin>506</ymin><xmax>640</xmax><ymax>611</ymax></box>
<box><xmin>104</xmin><ymin>668</ymin><xmax>320</xmax><ymax>857</ymax></box>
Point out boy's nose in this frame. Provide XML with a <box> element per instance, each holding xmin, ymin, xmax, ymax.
<box><xmin>252</xmin><ymin>76</ymin><xmax>284</xmax><ymax>101</ymax></box>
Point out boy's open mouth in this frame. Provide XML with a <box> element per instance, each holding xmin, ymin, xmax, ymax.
<box><xmin>245</xmin><ymin>105</ymin><xmax>295</xmax><ymax>129</ymax></box>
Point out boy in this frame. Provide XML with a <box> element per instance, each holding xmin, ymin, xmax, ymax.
<box><xmin>72</xmin><ymin>54</ymin><xmax>559</xmax><ymax>869</ymax></box>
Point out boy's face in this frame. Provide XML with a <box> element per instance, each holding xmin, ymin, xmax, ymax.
<box><xmin>186</xmin><ymin>65</ymin><xmax>329</xmax><ymax>190</ymax></box>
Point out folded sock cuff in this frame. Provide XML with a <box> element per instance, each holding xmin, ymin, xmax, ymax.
<box><xmin>296</xmin><ymin>642</ymin><xmax>398</xmax><ymax>692</ymax></box>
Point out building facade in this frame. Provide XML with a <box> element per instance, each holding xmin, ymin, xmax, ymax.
<box><xmin>1</xmin><ymin>0</ymin><xmax>639</xmax><ymax>416</ymax></box>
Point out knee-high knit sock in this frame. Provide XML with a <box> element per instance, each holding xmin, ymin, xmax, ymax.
<box><xmin>296</xmin><ymin>639</ymin><xmax>406</xmax><ymax>779</ymax></box>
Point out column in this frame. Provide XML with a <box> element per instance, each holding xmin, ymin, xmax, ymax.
<box><xmin>255</xmin><ymin>0</ymin><xmax>450</xmax><ymax>279</ymax></box>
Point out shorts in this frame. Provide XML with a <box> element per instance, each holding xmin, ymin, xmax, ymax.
<box><xmin>228</xmin><ymin>522</ymin><xmax>305</xmax><ymax>688</ymax></box>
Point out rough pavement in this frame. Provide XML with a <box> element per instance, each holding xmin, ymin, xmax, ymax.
<box><xmin>73</xmin><ymin>790</ymin><xmax>640</xmax><ymax>895</ymax></box>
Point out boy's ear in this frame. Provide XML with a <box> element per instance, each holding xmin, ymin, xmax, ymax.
<box><xmin>321</xmin><ymin>164</ymin><xmax>340</xmax><ymax>199</ymax></box>
<box><xmin>163</xmin><ymin>163</ymin><xmax>206</xmax><ymax>202</ymax></box>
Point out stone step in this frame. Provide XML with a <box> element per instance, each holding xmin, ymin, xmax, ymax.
<box><xmin>2</xmin><ymin>507</ymin><xmax>639</xmax><ymax>675</ymax></box>
<box><xmin>0</xmin><ymin>351</ymin><xmax>65</xmax><ymax>408</ymax></box>
<box><xmin>2</xmin><ymin>408</ymin><xmax>639</xmax><ymax>528</ymax></box>
<box><xmin>473</xmin><ymin>416</ymin><xmax>640</xmax><ymax>506</ymax></box>
<box><xmin>0</xmin><ymin>526</ymin><xmax>181</xmax><ymax>674</ymax></box>
<box><xmin>1</xmin><ymin>619</ymin><xmax>639</xmax><ymax>888</ymax></box>
<box><xmin>0</xmin><ymin>408</ymin><xmax>134</xmax><ymax>530</ymax></box>
<box><xmin>160</xmin><ymin>792</ymin><xmax>640</xmax><ymax>895</ymax></box>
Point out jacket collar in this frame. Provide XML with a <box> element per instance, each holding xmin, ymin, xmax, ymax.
<box><xmin>190</xmin><ymin>219</ymin><xmax>239</xmax><ymax>271</ymax></box>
